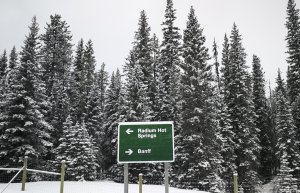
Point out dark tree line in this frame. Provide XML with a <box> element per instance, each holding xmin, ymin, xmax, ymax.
<box><xmin>1</xmin><ymin>0</ymin><xmax>300</xmax><ymax>192</ymax></box>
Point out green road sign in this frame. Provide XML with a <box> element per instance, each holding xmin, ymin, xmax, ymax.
<box><xmin>118</xmin><ymin>121</ymin><xmax>174</xmax><ymax>163</ymax></box>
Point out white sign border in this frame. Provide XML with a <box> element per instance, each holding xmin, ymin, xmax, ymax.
<box><xmin>117</xmin><ymin>121</ymin><xmax>174</xmax><ymax>164</ymax></box>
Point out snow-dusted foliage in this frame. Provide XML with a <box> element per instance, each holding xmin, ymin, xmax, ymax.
<box><xmin>2</xmin><ymin>0</ymin><xmax>300</xmax><ymax>191</ymax></box>
<box><xmin>40</xmin><ymin>14</ymin><xmax>73</xmax><ymax>148</ymax></box>
<box><xmin>176</xmin><ymin>6</ymin><xmax>224</xmax><ymax>192</ymax></box>
<box><xmin>0</xmin><ymin>16</ymin><xmax>52</xmax><ymax>166</ymax></box>
<box><xmin>274</xmin><ymin>70</ymin><xmax>300</xmax><ymax>180</ymax></box>
<box><xmin>252</xmin><ymin>55</ymin><xmax>277</xmax><ymax>178</ymax></box>
<box><xmin>55</xmin><ymin>116</ymin><xmax>98</xmax><ymax>180</ymax></box>
<box><xmin>220</xmin><ymin>24</ymin><xmax>261</xmax><ymax>192</ymax></box>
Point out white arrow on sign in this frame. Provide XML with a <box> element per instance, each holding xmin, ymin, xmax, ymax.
<box><xmin>126</xmin><ymin>128</ymin><xmax>134</xmax><ymax>135</ymax></box>
<box><xmin>125</xmin><ymin>149</ymin><xmax>133</xmax><ymax>155</ymax></box>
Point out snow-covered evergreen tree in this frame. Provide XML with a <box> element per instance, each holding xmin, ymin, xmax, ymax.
<box><xmin>218</xmin><ymin>34</ymin><xmax>237</xmax><ymax>189</ymax></box>
<box><xmin>7</xmin><ymin>46</ymin><xmax>18</xmax><ymax>74</ymax></box>
<box><xmin>133</xmin><ymin>11</ymin><xmax>153</xmax><ymax>106</ymax></box>
<box><xmin>85</xmin><ymin>63</ymin><xmax>108</xmax><ymax>172</ymax></box>
<box><xmin>177</xmin><ymin>7</ymin><xmax>224</xmax><ymax>192</ymax></box>
<box><xmin>149</xmin><ymin>34</ymin><xmax>160</xmax><ymax>118</ymax></box>
<box><xmin>70</xmin><ymin>39</ymin><xmax>86</xmax><ymax>122</ymax></box>
<box><xmin>285</xmin><ymin>1</ymin><xmax>300</xmax><ymax>182</ymax></box>
<box><xmin>83</xmin><ymin>40</ymin><xmax>96</xmax><ymax>99</ymax></box>
<box><xmin>0</xmin><ymin>16</ymin><xmax>52</xmax><ymax>166</ymax></box>
<box><xmin>40</xmin><ymin>14</ymin><xmax>73</xmax><ymax>147</ymax></box>
<box><xmin>0</xmin><ymin>50</ymin><xmax>7</xmax><ymax>79</ymax></box>
<box><xmin>275</xmin><ymin>70</ymin><xmax>300</xmax><ymax>180</ymax></box>
<box><xmin>221</xmin><ymin>24</ymin><xmax>260</xmax><ymax>192</ymax></box>
<box><xmin>252</xmin><ymin>55</ymin><xmax>276</xmax><ymax>179</ymax></box>
<box><xmin>274</xmin><ymin>151</ymin><xmax>298</xmax><ymax>193</ymax></box>
<box><xmin>156</xmin><ymin>0</ymin><xmax>182</xmax><ymax>129</ymax></box>
<box><xmin>213</xmin><ymin>39</ymin><xmax>220</xmax><ymax>91</ymax></box>
<box><xmin>286</xmin><ymin>0</ymin><xmax>300</xmax><ymax>104</ymax></box>
<box><xmin>123</xmin><ymin>11</ymin><xmax>153</xmax><ymax>122</ymax></box>
<box><xmin>101</xmin><ymin>69</ymin><xmax>123</xmax><ymax>170</ymax></box>
<box><xmin>56</xmin><ymin>116</ymin><xmax>98</xmax><ymax>180</ymax></box>
<box><xmin>0</xmin><ymin>50</ymin><xmax>8</xmax><ymax>107</ymax></box>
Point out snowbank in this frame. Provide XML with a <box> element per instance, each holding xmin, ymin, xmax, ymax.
<box><xmin>0</xmin><ymin>181</ymin><xmax>209</xmax><ymax>193</ymax></box>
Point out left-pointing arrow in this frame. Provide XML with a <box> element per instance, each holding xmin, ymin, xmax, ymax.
<box><xmin>126</xmin><ymin>128</ymin><xmax>134</xmax><ymax>134</ymax></box>
<box><xmin>125</xmin><ymin>149</ymin><xmax>133</xmax><ymax>155</ymax></box>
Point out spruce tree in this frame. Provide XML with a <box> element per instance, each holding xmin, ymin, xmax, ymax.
<box><xmin>0</xmin><ymin>16</ymin><xmax>52</xmax><ymax>166</ymax></box>
<box><xmin>178</xmin><ymin>7</ymin><xmax>223</xmax><ymax>191</ymax></box>
<box><xmin>213</xmin><ymin>38</ymin><xmax>221</xmax><ymax>91</ymax></box>
<box><xmin>56</xmin><ymin>116</ymin><xmax>98</xmax><ymax>180</ymax></box>
<box><xmin>216</xmin><ymin>34</ymin><xmax>237</xmax><ymax>191</ymax></box>
<box><xmin>285</xmin><ymin>2</ymin><xmax>300</xmax><ymax>177</ymax></box>
<box><xmin>70</xmin><ymin>39</ymin><xmax>86</xmax><ymax>122</ymax></box>
<box><xmin>123</xmin><ymin>11</ymin><xmax>153</xmax><ymax>122</ymax></box>
<box><xmin>95</xmin><ymin>63</ymin><xmax>109</xmax><ymax>112</ymax></box>
<box><xmin>275</xmin><ymin>70</ymin><xmax>300</xmax><ymax>180</ymax></box>
<box><xmin>221</xmin><ymin>24</ymin><xmax>260</xmax><ymax>192</ymax></box>
<box><xmin>156</xmin><ymin>0</ymin><xmax>182</xmax><ymax>129</ymax></box>
<box><xmin>149</xmin><ymin>34</ymin><xmax>160</xmax><ymax>118</ymax></box>
<box><xmin>101</xmin><ymin>69</ymin><xmax>123</xmax><ymax>170</ymax></box>
<box><xmin>134</xmin><ymin>10</ymin><xmax>153</xmax><ymax>96</ymax></box>
<box><xmin>0</xmin><ymin>50</ymin><xmax>8</xmax><ymax>105</ymax></box>
<box><xmin>8</xmin><ymin>46</ymin><xmax>18</xmax><ymax>69</ymax></box>
<box><xmin>274</xmin><ymin>151</ymin><xmax>298</xmax><ymax>193</ymax></box>
<box><xmin>252</xmin><ymin>55</ymin><xmax>276</xmax><ymax>179</ymax></box>
<box><xmin>40</xmin><ymin>14</ymin><xmax>73</xmax><ymax>147</ymax></box>
<box><xmin>286</xmin><ymin>0</ymin><xmax>300</xmax><ymax>104</ymax></box>
<box><xmin>0</xmin><ymin>50</ymin><xmax>7</xmax><ymax>79</ymax></box>
<box><xmin>83</xmin><ymin>40</ymin><xmax>96</xmax><ymax>99</ymax></box>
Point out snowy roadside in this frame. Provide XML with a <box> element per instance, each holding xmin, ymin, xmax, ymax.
<box><xmin>256</xmin><ymin>178</ymin><xmax>275</xmax><ymax>193</ymax></box>
<box><xmin>0</xmin><ymin>181</ymin><xmax>209</xmax><ymax>193</ymax></box>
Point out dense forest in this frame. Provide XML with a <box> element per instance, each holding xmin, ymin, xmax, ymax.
<box><xmin>1</xmin><ymin>0</ymin><xmax>300</xmax><ymax>192</ymax></box>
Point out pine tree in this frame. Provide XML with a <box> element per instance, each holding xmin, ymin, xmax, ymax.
<box><xmin>275</xmin><ymin>70</ymin><xmax>300</xmax><ymax>180</ymax></box>
<box><xmin>217</xmin><ymin>34</ymin><xmax>237</xmax><ymax>186</ymax></box>
<box><xmin>156</xmin><ymin>0</ymin><xmax>182</xmax><ymax>128</ymax></box>
<box><xmin>177</xmin><ymin>7</ymin><xmax>223</xmax><ymax>191</ymax></box>
<box><xmin>85</xmin><ymin>63</ymin><xmax>108</xmax><ymax>171</ymax></box>
<box><xmin>252</xmin><ymin>55</ymin><xmax>276</xmax><ymax>179</ymax></box>
<box><xmin>134</xmin><ymin>10</ymin><xmax>153</xmax><ymax>95</ymax></box>
<box><xmin>0</xmin><ymin>50</ymin><xmax>8</xmax><ymax>105</ymax></box>
<box><xmin>286</xmin><ymin>0</ymin><xmax>300</xmax><ymax>104</ymax></box>
<box><xmin>274</xmin><ymin>151</ymin><xmax>298</xmax><ymax>193</ymax></box>
<box><xmin>149</xmin><ymin>34</ymin><xmax>160</xmax><ymax>118</ymax></box>
<box><xmin>123</xmin><ymin>11</ymin><xmax>153</xmax><ymax>122</ymax></box>
<box><xmin>0</xmin><ymin>50</ymin><xmax>7</xmax><ymax>79</ymax></box>
<box><xmin>8</xmin><ymin>46</ymin><xmax>18</xmax><ymax>70</ymax></box>
<box><xmin>123</xmin><ymin>10</ymin><xmax>154</xmax><ymax>123</ymax></box>
<box><xmin>83</xmin><ymin>40</ymin><xmax>96</xmax><ymax>99</ymax></box>
<box><xmin>285</xmin><ymin>2</ymin><xmax>300</xmax><ymax>178</ymax></box>
<box><xmin>40</xmin><ymin>14</ymin><xmax>73</xmax><ymax>147</ymax></box>
<box><xmin>56</xmin><ymin>116</ymin><xmax>98</xmax><ymax>180</ymax></box>
<box><xmin>213</xmin><ymin>38</ymin><xmax>220</xmax><ymax>91</ymax></box>
<box><xmin>70</xmin><ymin>39</ymin><xmax>86</xmax><ymax>122</ymax></box>
<box><xmin>221</xmin><ymin>24</ymin><xmax>260</xmax><ymax>192</ymax></box>
<box><xmin>0</xmin><ymin>16</ymin><xmax>52</xmax><ymax>166</ymax></box>
<box><xmin>94</xmin><ymin>63</ymin><xmax>109</xmax><ymax>114</ymax></box>
<box><xmin>101</xmin><ymin>69</ymin><xmax>123</xmax><ymax>170</ymax></box>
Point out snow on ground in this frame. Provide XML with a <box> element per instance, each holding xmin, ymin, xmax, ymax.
<box><xmin>0</xmin><ymin>181</ymin><xmax>208</xmax><ymax>193</ymax></box>
<box><xmin>256</xmin><ymin>179</ymin><xmax>275</xmax><ymax>193</ymax></box>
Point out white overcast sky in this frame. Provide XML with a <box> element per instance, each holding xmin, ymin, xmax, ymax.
<box><xmin>0</xmin><ymin>0</ymin><xmax>298</xmax><ymax>87</ymax></box>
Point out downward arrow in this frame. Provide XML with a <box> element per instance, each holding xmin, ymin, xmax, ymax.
<box><xmin>126</xmin><ymin>128</ymin><xmax>134</xmax><ymax>134</ymax></box>
<box><xmin>125</xmin><ymin>149</ymin><xmax>133</xmax><ymax>155</ymax></box>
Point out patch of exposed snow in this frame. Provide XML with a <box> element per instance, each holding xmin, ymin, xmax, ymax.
<box><xmin>0</xmin><ymin>181</ymin><xmax>209</xmax><ymax>193</ymax></box>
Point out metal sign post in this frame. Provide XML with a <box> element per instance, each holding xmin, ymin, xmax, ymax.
<box><xmin>164</xmin><ymin>162</ymin><xmax>169</xmax><ymax>193</ymax></box>
<box><xmin>124</xmin><ymin>163</ymin><xmax>128</xmax><ymax>193</ymax></box>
